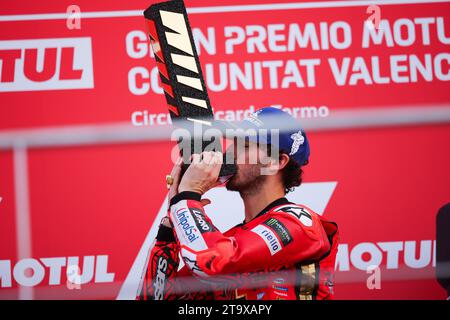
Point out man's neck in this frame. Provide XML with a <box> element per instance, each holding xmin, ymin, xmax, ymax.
<box><xmin>240</xmin><ymin>183</ymin><xmax>285</xmax><ymax>223</ymax></box>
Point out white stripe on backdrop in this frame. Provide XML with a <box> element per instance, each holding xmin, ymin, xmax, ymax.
<box><xmin>0</xmin><ymin>0</ymin><xmax>449</xmax><ymax>22</ymax></box>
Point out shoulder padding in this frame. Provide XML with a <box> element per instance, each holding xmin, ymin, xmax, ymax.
<box><xmin>271</xmin><ymin>204</ymin><xmax>314</xmax><ymax>227</ymax></box>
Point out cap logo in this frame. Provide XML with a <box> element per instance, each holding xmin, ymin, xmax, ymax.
<box><xmin>289</xmin><ymin>130</ymin><xmax>305</xmax><ymax>156</ymax></box>
<box><xmin>245</xmin><ymin>113</ymin><xmax>264</xmax><ymax>127</ymax></box>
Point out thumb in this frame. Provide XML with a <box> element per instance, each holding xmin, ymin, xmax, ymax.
<box><xmin>200</xmin><ymin>198</ymin><xmax>211</xmax><ymax>207</ymax></box>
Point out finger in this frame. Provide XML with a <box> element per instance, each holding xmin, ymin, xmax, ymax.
<box><xmin>211</xmin><ymin>151</ymin><xmax>223</xmax><ymax>166</ymax></box>
<box><xmin>216</xmin><ymin>151</ymin><xmax>224</xmax><ymax>164</ymax></box>
<box><xmin>200</xmin><ymin>199</ymin><xmax>211</xmax><ymax>207</ymax></box>
<box><xmin>168</xmin><ymin>158</ymin><xmax>182</xmax><ymax>197</ymax></box>
<box><xmin>203</xmin><ymin>151</ymin><xmax>215</xmax><ymax>165</ymax></box>
<box><xmin>171</xmin><ymin>157</ymin><xmax>183</xmax><ymax>186</ymax></box>
<box><xmin>211</xmin><ymin>179</ymin><xmax>222</xmax><ymax>188</ymax></box>
<box><xmin>170</xmin><ymin>157</ymin><xmax>182</xmax><ymax>174</ymax></box>
<box><xmin>211</xmin><ymin>152</ymin><xmax>223</xmax><ymax>176</ymax></box>
<box><xmin>191</xmin><ymin>153</ymin><xmax>201</xmax><ymax>165</ymax></box>
<box><xmin>170</xmin><ymin>157</ymin><xmax>182</xmax><ymax>179</ymax></box>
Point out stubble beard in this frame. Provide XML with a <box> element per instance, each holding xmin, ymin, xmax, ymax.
<box><xmin>225</xmin><ymin>164</ymin><xmax>267</xmax><ymax>196</ymax></box>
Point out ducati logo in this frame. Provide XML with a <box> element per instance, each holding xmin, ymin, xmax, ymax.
<box><xmin>289</xmin><ymin>131</ymin><xmax>305</xmax><ymax>156</ymax></box>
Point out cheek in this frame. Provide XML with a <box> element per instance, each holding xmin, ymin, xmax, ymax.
<box><xmin>235</xmin><ymin>151</ymin><xmax>247</xmax><ymax>165</ymax></box>
<box><xmin>235</xmin><ymin>147</ymin><xmax>260</xmax><ymax>165</ymax></box>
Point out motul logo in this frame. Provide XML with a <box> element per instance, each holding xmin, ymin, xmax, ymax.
<box><xmin>0</xmin><ymin>37</ymin><xmax>94</xmax><ymax>92</ymax></box>
<box><xmin>336</xmin><ymin>240</ymin><xmax>436</xmax><ymax>271</ymax></box>
<box><xmin>159</xmin><ymin>10</ymin><xmax>207</xmax><ymax>110</ymax></box>
<box><xmin>0</xmin><ymin>255</ymin><xmax>114</xmax><ymax>288</ymax></box>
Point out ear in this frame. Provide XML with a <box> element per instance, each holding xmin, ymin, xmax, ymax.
<box><xmin>278</xmin><ymin>153</ymin><xmax>290</xmax><ymax>171</ymax></box>
<box><xmin>261</xmin><ymin>153</ymin><xmax>290</xmax><ymax>176</ymax></box>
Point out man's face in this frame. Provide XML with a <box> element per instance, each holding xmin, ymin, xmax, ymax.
<box><xmin>225</xmin><ymin>138</ymin><xmax>272</xmax><ymax>192</ymax></box>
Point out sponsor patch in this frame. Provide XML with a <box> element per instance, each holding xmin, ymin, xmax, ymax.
<box><xmin>190</xmin><ymin>208</ymin><xmax>214</xmax><ymax>233</ymax></box>
<box><xmin>251</xmin><ymin>225</ymin><xmax>282</xmax><ymax>256</ymax></box>
<box><xmin>274</xmin><ymin>291</ymin><xmax>288</xmax><ymax>297</ymax></box>
<box><xmin>289</xmin><ymin>130</ymin><xmax>305</xmax><ymax>156</ymax></box>
<box><xmin>256</xmin><ymin>292</ymin><xmax>266</xmax><ymax>300</ymax></box>
<box><xmin>273</xmin><ymin>285</ymin><xmax>289</xmax><ymax>292</ymax></box>
<box><xmin>180</xmin><ymin>248</ymin><xmax>209</xmax><ymax>278</ymax></box>
<box><xmin>172</xmin><ymin>204</ymin><xmax>207</xmax><ymax>251</ymax></box>
<box><xmin>175</xmin><ymin>209</ymin><xmax>200</xmax><ymax>243</ymax></box>
<box><xmin>153</xmin><ymin>257</ymin><xmax>167</xmax><ymax>300</ymax></box>
<box><xmin>263</xmin><ymin>218</ymin><xmax>293</xmax><ymax>247</ymax></box>
<box><xmin>245</xmin><ymin>113</ymin><xmax>264</xmax><ymax>127</ymax></box>
<box><xmin>275</xmin><ymin>205</ymin><xmax>313</xmax><ymax>227</ymax></box>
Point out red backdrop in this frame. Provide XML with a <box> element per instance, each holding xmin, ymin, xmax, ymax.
<box><xmin>0</xmin><ymin>0</ymin><xmax>449</xmax><ymax>299</ymax></box>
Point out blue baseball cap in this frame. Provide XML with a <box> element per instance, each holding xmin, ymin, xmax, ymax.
<box><xmin>218</xmin><ymin>107</ymin><xmax>310</xmax><ymax>166</ymax></box>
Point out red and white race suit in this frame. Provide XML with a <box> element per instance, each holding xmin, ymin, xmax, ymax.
<box><xmin>137</xmin><ymin>192</ymin><xmax>339</xmax><ymax>300</ymax></box>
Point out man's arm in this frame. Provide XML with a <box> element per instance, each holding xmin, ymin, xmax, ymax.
<box><xmin>137</xmin><ymin>218</ymin><xmax>181</xmax><ymax>300</ymax></box>
<box><xmin>137</xmin><ymin>155</ymin><xmax>219</xmax><ymax>299</ymax></box>
<box><xmin>168</xmin><ymin>192</ymin><xmax>331</xmax><ymax>278</ymax></box>
<box><xmin>137</xmin><ymin>216</ymin><xmax>216</xmax><ymax>300</ymax></box>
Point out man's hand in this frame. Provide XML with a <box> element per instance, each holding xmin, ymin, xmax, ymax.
<box><xmin>168</xmin><ymin>157</ymin><xmax>183</xmax><ymax>204</ymax></box>
<box><xmin>178</xmin><ymin>151</ymin><xmax>223</xmax><ymax>195</ymax></box>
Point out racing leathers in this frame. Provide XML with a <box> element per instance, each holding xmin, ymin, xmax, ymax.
<box><xmin>137</xmin><ymin>191</ymin><xmax>339</xmax><ymax>300</ymax></box>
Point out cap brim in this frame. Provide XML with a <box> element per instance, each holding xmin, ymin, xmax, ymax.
<box><xmin>214</xmin><ymin>120</ymin><xmax>273</xmax><ymax>146</ymax></box>
<box><xmin>213</xmin><ymin>119</ymin><xmax>250</xmax><ymax>138</ymax></box>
